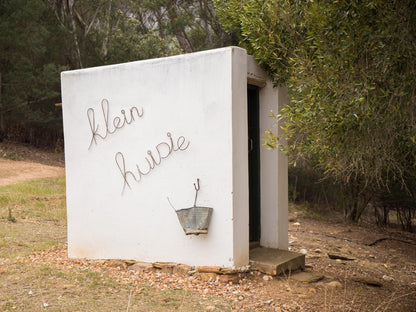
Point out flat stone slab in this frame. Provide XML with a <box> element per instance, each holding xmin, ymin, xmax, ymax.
<box><xmin>249</xmin><ymin>247</ymin><xmax>305</xmax><ymax>276</ymax></box>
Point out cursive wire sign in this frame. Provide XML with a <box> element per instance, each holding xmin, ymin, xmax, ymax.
<box><xmin>86</xmin><ymin>99</ymin><xmax>190</xmax><ymax>193</ymax></box>
<box><xmin>87</xmin><ymin>99</ymin><xmax>144</xmax><ymax>149</ymax></box>
<box><xmin>115</xmin><ymin>132</ymin><xmax>190</xmax><ymax>193</ymax></box>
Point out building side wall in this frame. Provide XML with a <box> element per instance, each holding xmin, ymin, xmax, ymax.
<box><xmin>61</xmin><ymin>48</ymin><xmax>239</xmax><ymax>267</ymax></box>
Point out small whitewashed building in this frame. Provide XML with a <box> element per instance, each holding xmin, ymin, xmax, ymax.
<box><xmin>61</xmin><ymin>47</ymin><xmax>291</xmax><ymax>269</ymax></box>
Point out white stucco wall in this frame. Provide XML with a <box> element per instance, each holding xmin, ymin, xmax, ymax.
<box><xmin>62</xmin><ymin>47</ymin><xmax>251</xmax><ymax>267</ymax></box>
<box><xmin>62</xmin><ymin>47</ymin><xmax>288</xmax><ymax>268</ymax></box>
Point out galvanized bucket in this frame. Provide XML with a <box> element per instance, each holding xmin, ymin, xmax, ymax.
<box><xmin>175</xmin><ymin>206</ymin><xmax>213</xmax><ymax>235</ymax></box>
<box><xmin>168</xmin><ymin>178</ymin><xmax>213</xmax><ymax>235</ymax></box>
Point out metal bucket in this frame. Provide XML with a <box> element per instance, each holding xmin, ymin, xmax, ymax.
<box><xmin>175</xmin><ymin>206</ymin><xmax>213</xmax><ymax>235</ymax></box>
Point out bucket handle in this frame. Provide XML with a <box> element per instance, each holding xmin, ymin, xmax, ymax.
<box><xmin>167</xmin><ymin>196</ymin><xmax>176</xmax><ymax>212</ymax></box>
<box><xmin>167</xmin><ymin>178</ymin><xmax>201</xmax><ymax>212</ymax></box>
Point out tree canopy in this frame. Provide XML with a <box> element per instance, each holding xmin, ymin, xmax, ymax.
<box><xmin>0</xmin><ymin>0</ymin><xmax>231</xmax><ymax>146</ymax></box>
<box><xmin>215</xmin><ymin>0</ymin><xmax>416</xmax><ymax>222</ymax></box>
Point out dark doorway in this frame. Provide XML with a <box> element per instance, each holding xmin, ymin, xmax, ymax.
<box><xmin>247</xmin><ymin>85</ymin><xmax>261</xmax><ymax>242</ymax></box>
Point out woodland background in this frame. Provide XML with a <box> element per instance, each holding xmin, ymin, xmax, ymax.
<box><xmin>1</xmin><ymin>0</ymin><xmax>415</xmax><ymax>230</ymax></box>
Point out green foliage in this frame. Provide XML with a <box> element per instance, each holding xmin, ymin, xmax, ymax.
<box><xmin>1</xmin><ymin>0</ymin><xmax>231</xmax><ymax>146</ymax></box>
<box><xmin>216</xmin><ymin>0</ymin><xmax>416</xmax><ymax>223</ymax></box>
<box><xmin>0</xmin><ymin>0</ymin><xmax>68</xmax><ymax>144</ymax></box>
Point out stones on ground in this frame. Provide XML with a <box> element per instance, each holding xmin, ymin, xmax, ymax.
<box><xmin>326</xmin><ymin>281</ymin><xmax>343</xmax><ymax>289</ymax></box>
<box><xmin>263</xmin><ymin>275</ymin><xmax>273</xmax><ymax>281</ymax></box>
<box><xmin>174</xmin><ymin>264</ymin><xmax>194</xmax><ymax>276</ymax></box>
<box><xmin>129</xmin><ymin>261</ymin><xmax>154</xmax><ymax>272</ymax></box>
<box><xmin>291</xmin><ymin>271</ymin><xmax>324</xmax><ymax>283</ymax></box>
<box><xmin>153</xmin><ymin>262</ymin><xmax>176</xmax><ymax>274</ymax></box>
<box><xmin>300</xmin><ymin>249</ymin><xmax>308</xmax><ymax>255</ymax></box>
<box><xmin>327</xmin><ymin>253</ymin><xmax>356</xmax><ymax>261</ymax></box>
<box><xmin>218</xmin><ymin>274</ymin><xmax>240</xmax><ymax>284</ymax></box>
<box><xmin>104</xmin><ymin>260</ymin><xmax>129</xmax><ymax>269</ymax></box>
<box><xmin>382</xmin><ymin>275</ymin><xmax>394</xmax><ymax>282</ymax></box>
<box><xmin>199</xmin><ymin>272</ymin><xmax>218</xmax><ymax>282</ymax></box>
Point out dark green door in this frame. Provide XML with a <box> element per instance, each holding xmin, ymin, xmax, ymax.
<box><xmin>247</xmin><ymin>85</ymin><xmax>261</xmax><ymax>242</ymax></box>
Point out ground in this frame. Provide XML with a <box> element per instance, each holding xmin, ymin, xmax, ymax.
<box><xmin>0</xmin><ymin>141</ymin><xmax>415</xmax><ymax>311</ymax></box>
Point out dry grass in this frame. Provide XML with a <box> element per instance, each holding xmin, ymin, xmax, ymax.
<box><xmin>0</xmin><ymin>177</ymin><xmax>233</xmax><ymax>312</ymax></box>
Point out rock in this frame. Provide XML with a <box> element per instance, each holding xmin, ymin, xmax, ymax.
<box><xmin>197</xmin><ymin>266</ymin><xmax>221</xmax><ymax>274</ymax></box>
<box><xmin>105</xmin><ymin>260</ymin><xmax>128</xmax><ymax>269</ymax></box>
<box><xmin>308</xmin><ymin>288</ymin><xmax>317</xmax><ymax>293</ymax></box>
<box><xmin>327</xmin><ymin>253</ymin><xmax>356</xmax><ymax>261</ymax></box>
<box><xmin>300</xmin><ymin>249</ymin><xmax>308</xmax><ymax>255</ymax></box>
<box><xmin>263</xmin><ymin>275</ymin><xmax>273</xmax><ymax>281</ymax></box>
<box><xmin>314</xmin><ymin>249</ymin><xmax>322</xmax><ymax>253</ymax></box>
<box><xmin>293</xmin><ymin>222</ymin><xmax>301</xmax><ymax>226</ymax></box>
<box><xmin>129</xmin><ymin>261</ymin><xmax>154</xmax><ymax>272</ymax></box>
<box><xmin>291</xmin><ymin>272</ymin><xmax>324</xmax><ymax>283</ymax></box>
<box><xmin>326</xmin><ymin>281</ymin><xmax>343</xmax><ymax>289</ymax></box>
<box><xmin>382</xmin><ymin>275</ymin><xmax>394</xmax><ymax>282</ymax></box>
<box><xmin>152</xmin><ymin>262</ymin><xmax>176</xmax><ymax>274</ymax></box>
<box><xmin>174</xmin><ymin>264</ymin><xmax>194</xmax><ymax>276</ymax></box>
<box><xmin>219</xmin><ymin>267</ymin><xmax>240</xmax><ymax>274</ymax></box>
<box><xmin>218</xmin><ymin>274</ymin><xmax>240</xmax><ymax>284</ymax></box>
<box><xmin>198</xmin><ymin>273</ymin><xmax>218</xmax><ymax>282</ymax></box>
<box><xmin>124</xmin><ymin>260</ymin><xmax>136</xmax><ymax>266</ymax></box>
<box><xmin>238</xmin><ymin>295</ymin><xmax>244</xmax><ymax>301</ymax></box>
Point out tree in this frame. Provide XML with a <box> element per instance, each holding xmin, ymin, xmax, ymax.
<box><xmin>0</xmin><ymin>0</ymin><xmax>231</xmax><ymax>146</ymax></box>
<box><xmin>215</xmin><ymin>0</ymin><xmax>416</xmax><ymax>222</ymax></box>
<box><xmin>0</xmin><ymin>0</ymin><xmax>68</xmax><ymax>145</ymax></box>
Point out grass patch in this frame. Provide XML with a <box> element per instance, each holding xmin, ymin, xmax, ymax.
<box><xmin>0</xmin><ymin>177</ymin><xmax>234</xmax><ymax>311</ymax></box>
<box><xmin>0</xmin><ymin>177</ymin><xmax>66</xmax><ymax>225</ymax></box>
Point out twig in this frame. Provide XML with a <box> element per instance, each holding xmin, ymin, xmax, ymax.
<box><xmin>126</xmin><ymin>288</ymin><xmax>133</xmax><ymax>312</ymax></box>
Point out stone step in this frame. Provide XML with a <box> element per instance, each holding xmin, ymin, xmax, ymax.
<box><xmin>249</xmin><ymin>247</ymin><xmax>305</xmax><ymax>276</ymax></box>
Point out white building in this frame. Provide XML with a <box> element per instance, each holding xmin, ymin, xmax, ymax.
<box><xmin>61</xmin><ymin>47</ymin><xmax>288</xmax><ymax>269</ymax></box>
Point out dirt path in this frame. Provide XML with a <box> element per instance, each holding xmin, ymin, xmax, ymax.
<box><xmin>0</xmin><ymin>141</ymin><xmax>65</xmax><ymax>186</ymax></box>
<box><xmin>0</xmin><ymin>158</ymin><xmax>65</xmax><ymax>186</ymax></box>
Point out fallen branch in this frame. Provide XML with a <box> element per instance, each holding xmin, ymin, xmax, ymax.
<box><xmin>367</xmin><ymin>237</ymin><xmax>416</xmax><ymax>247</ymax></box>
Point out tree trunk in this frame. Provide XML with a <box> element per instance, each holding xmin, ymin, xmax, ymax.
<box><xmin>0</xmin><ymin>73</ymin><xmax>4</xmax><ymax>141</ymax></box>
<box><xmin>68</xmin><ymin>0</ymin><xmax>83</xmax><ymax>68</ymax></box>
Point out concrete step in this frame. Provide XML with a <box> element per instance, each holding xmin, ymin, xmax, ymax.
<box><xmin>249</xmin><ymin>247</ymin><xmax>305</xmax><ymax>276</ymax></box>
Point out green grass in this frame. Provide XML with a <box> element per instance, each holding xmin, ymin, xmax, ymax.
<box><xmin>0</xmin><ymin>177</ymin><xmax>234</xmax><ymax>312</ymax></box>
<box><xmin>0</xmin><ymin>177</ymin><xmax>66</xmax><ymax>225</ymax></box>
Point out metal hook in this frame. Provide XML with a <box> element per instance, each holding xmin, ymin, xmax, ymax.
<box><xmin>193</xmin><ymin>178</ymin><xmax>200</xmax><ymax>207</ymax></box>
